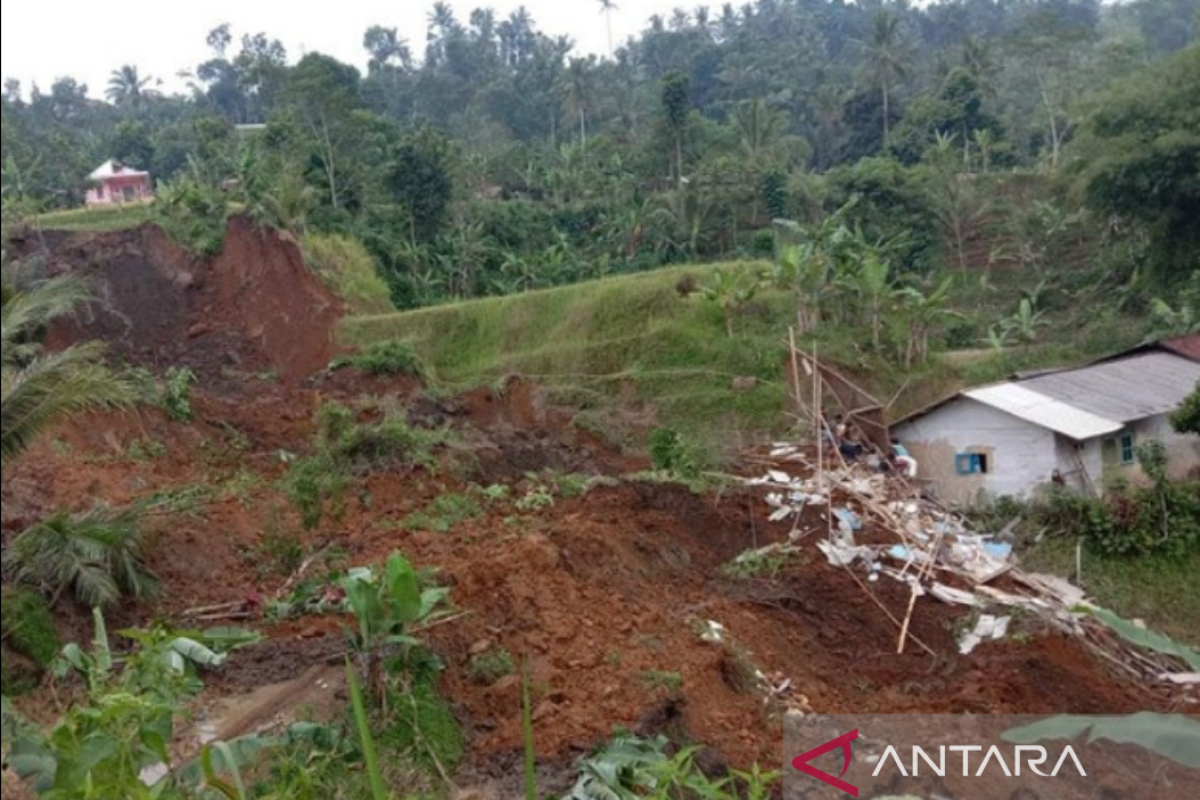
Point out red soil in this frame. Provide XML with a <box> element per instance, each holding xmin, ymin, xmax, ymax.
<box><xmin>0</xmin><ymin>221</ymin><xmax>1182</xmax><ymax>788</ymax></box>
<box><xmin>9</xmin><ymin>216</ymin><xmax>343</xmax><ymax>383</ymax></box>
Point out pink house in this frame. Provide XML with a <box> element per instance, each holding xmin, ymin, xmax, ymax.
<box><xmin>85</xmin><ymin>160</ymin><xmax>154</xmax><ymax>207</ymax></box>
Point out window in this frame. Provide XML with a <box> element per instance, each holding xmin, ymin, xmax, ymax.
<box><xmin>1120</xmin><ymin>433</ymin><xmax>1136</xmax><ymax>466</ymax></box>
<box><xmin>956</xmin><ymin>453</ymin><xmax>989</xmax><ymax>475</ymax></box>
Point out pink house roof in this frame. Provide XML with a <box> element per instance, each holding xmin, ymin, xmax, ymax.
<box><xmin>89</xmin><ymin>160</ymin><xmax>150</xmax><ymax>182</ymax></box>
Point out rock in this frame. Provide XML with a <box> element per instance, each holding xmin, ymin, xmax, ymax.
<box><xmin>187</xmin><ymin>322</ymin><xmax>212</xmax><ymax>339</ymax></box>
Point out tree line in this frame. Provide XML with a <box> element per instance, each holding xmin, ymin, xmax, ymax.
<box><xmin>2</xmin><ymin>0</ymin><xmax>1197</xmax><ymax>308</ymax></box>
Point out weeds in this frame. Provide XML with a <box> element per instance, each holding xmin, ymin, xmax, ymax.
<box><xmin>404</xmin><ymin>492</ymin><xmax>483</xmax><ymax>533</ymax></box>
<box><xmin>284</xmin><ymin>453</ymin><xmax>350</xmax><ymax>530</ymax></box>
<box><xmin>566</xmin><ymin>734</ymin><xmax>781</xmax><ymax>800</ymax></box>
<box><xmin>255</xmin><ymin>508</ymin><xmax>306</xmax><ymax>578</ymax></box>
<box><xmin>469</xmin><ymin>648</ymin><xmax>515</xmax><ymax>686</ymax></box>
<box><xmin>336</xmin><ymin>340</ymin><xmax>427</xmax><ymax>379</ymax></box>
<box><xmin>722</xmin><ymin>545</ymin><xmax>802</xmax><ymax>581</ymax></box>
<box><xmin>640</xmin><ymin>671</ymin><xmax>684</xmax><ymax>693</ymax></box>
<box><xmin>284</xmin><ymin>401</ymin><xmax>451</xmax><ymax>529</ymax></box>
<box><xmin>162</xmin><ymin>367</ymin><xmax>198</xmax><ymax>422</ymax></box>
<box><xmin>0</xmin><ymin>589</ymin><xmax>60</xmax><ymax>669</ymax></box>
<box><xmin>516</xmin><ymin>484</ymin><xmax>556</xmax><ymax>513</ymax></box>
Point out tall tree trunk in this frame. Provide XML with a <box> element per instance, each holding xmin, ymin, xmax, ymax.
<box><xmin>675</xmin><ymin>134</ymin><xmax>684</xmax><ymax>192</ymax></box>
<box><xmin>882</xmin><ymin>79</ymin><xmax>891</xmax><ymax>143</ymax></box>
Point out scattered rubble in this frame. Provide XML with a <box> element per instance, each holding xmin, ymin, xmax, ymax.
<box><xmin>748</xmin><ymin>449</ymin><xmax>1199</xmax><ymax>688</ymax></box>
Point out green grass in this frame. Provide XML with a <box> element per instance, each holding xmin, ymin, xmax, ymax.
<box><xmin>0</xmin><ymin>588</ymin><xmax>61</xmax><ymax>668</ymax></box>
<box><xmin>35</xmin><ymin>204</ymin><xmax>153</xmax><ymax>233</ymax></box>
<box><xmin>404</xmin><ymin>491</ymin><xmax>483</xmax><ymax>533</ymax></box>
<box><xmin>343</xmin><ymin>263</ymin><xmax>792</xmax><ymax>448</ymax></box>
<box><xmin>303</xmin><ymin>233</ymin><xmax>394</xmax><ymax>315</ymax></box>
<box><xmin>341</xmin><ymin>262</ymin><xmax>1147</xmax><ymax>454</ymax></box>
<box><xmin>1022</xmin><ymin>539</ymin><xmax>1200</xmax><ymax>647</ymax></box>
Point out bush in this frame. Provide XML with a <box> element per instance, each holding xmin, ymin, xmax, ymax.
<box><xmin>0</xmin><ymin>589</ymin><xmax>60</xmax><ymax>668</ymax></box>
<box><xmin>1174</xmin><ymin>382</ymin><xmax>1200</xmax><ymax>436</ymax></box>
<box><xmin>162</xmin><ymin>367</ymin><xmax>197</xmax><ymax>422</ymax></box>
<box><xmin>648</xmin><ymin>427</ymin><xmax>703</xmax><ymax>478</ymax></box>
<box><xmin>336</xmin><ymin>341</ymin><xmax>427</xmax><ymax>379</ymax></box>
<box><xmin>1029</xmin><ymin>446</ymin><xmax>1200</xmax><ymax>559</ymax></box>
<box><xmin>153</xmin><ymin>177</ymin><xmax>228</xmax><ymax>257</ymax></box>
<box><xmin>283</xmin><ymin>453</ymin><xmax>350</xmax><ymax>531</ymax></box>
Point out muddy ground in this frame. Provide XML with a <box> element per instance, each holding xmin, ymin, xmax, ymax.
<box><xmin>0</xmin><ymin>222</ymin><xmax>1185</xmax><ymax>796</ymax></box>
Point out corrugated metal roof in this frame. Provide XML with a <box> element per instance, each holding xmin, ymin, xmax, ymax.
<box><xmin>1020</xmin><ymin>352</ymin><xmax>1200</xmax><ymax>424</ymax></box>
<box><xmin>88</xmin><ymin>160</ymin><xmax>149</xmax><ymax>181</ymax></box>
<box><xmin>964</xmin><ymin>383</ymin><xmax>1125</xmax><ymax>441</ymax></box>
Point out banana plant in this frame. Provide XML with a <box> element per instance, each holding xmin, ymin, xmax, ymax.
<box><xmin>700</xmin><ymin>268</ymin><xmax>757</xmax><ymax>338</ymax></box>
<box><xmin>341</xmin><ymin>552</ymin><xmax>451</xmax><ymax>706</ymax></box>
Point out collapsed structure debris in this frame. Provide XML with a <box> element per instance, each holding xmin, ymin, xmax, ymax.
<box><xmin>747</xmin><ymin>450</ymin><xmax>1198</xmax><ymax>690</ymax></box>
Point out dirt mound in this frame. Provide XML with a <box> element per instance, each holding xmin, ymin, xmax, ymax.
<box><xmin>8</xmin><ymin>217</ymin><xmax>343</xmax><ymax>383</ymax></box>
<box><xmin>1</xmin><ymin>373</ymin><xmax>1181</xmax><ymax>790</ymax></box>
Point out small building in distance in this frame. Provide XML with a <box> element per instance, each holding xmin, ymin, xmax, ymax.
<box><xmin>892</xmin><ymin>335</ymin><xmax>1200</xmax><ymax>506</ymax></box>
<box><xmin>85</xmin><ymin>160</ymin><xmax>153</xmax><ymax>207</ymax></box>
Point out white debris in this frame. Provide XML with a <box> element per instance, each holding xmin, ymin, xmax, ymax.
<box><xmin>959</xmin><ymin>615</ymin><xmax>1013</xmax><ymax>656</ymax></box>
<box><xmin>817</xmin><ymin>541</ymin><xmax>873</xmax><ymax>568</ymax></box>
<box><xmin>699</xmin><ymin>620</ymin><xmax>727</xmax><ymax>644</ymax></box>
<box><xmin>1162</xmin><ymin>673</ymin><xmax>1200</xmax><ymax>686</ymax></box>
<box><xmin>930</xmin><ymin>583</ymin><xmax>982</xmax><ymax>607</ymax></box>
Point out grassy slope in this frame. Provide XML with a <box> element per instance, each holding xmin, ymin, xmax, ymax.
<box><xmin>34</xmin><ymin>204</ymin><xmax>154</xmax><ymax>233</ymax></box>
<box><xmin>344</xmin><ymin>263</ymin><xmax>790</xmax><ymax>456</ymax></box>
<box><xmin>1023</xmin><ymin>540</ymin><xmax>1200</xmax><ymax>647</ymax></box>
<box><xmin>341</xmin><ymin>263</ymin><xmax>1143</xmax><ymax>450</ymax></box>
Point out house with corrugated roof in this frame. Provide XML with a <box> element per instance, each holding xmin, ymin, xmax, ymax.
<box><xmin>892</xmin><ymin>335</ymin><xmax>1200</xmax><ymax>505</ymax></box>
<box><xmin>85</xmin><ymin>160</ymin><xmax>153</xmax><ymax>207</ymax></box>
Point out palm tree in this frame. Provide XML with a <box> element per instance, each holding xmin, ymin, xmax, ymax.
<box><xmin>737</xmin><ymin>99</ymin><xmax>783</xmax><ymax>162</ymax></box>
<box><xmin>106</xmin><ymin>65</ymin><xmax>150</xmax><ymax>108</ymax></box>
<box><xmin>598</xmin><ymin>0</ymin><xmax>619</xmax><ymax>57</ymax></box>
<box><xmin>559</xmin><ymin>59</ymin><xmax>593</xmax><ymax>151</ymax></box>
<box><xmin>1</xmin><ymin>275</ymin><xmax>132</xmax><ymax>461</ymax></box>
<box><xmin>858</xmin><ymin>11</ymin><xmax>911</xmax><ymax>143</ymax></box>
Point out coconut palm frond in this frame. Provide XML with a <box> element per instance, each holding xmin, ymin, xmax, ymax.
<box><xmin>3</xmin><ymin>508</ymin><xmax>158</xmax><ymax>608</ymax></box>
<box><xmin>0</xmin><ymin>273</ymin><xmax>92</xmax><ymax>357</ymax></box>
<box><xmin>1</xmin><ymin>344</ymin><xmax>133</xmax><ymax>460</ymax></box>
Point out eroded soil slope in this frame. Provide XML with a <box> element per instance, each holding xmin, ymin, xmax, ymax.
<box><xmin>7</xmin><ymin>217</ymin><xmax>342</xmax><ymax>382</ymax></box>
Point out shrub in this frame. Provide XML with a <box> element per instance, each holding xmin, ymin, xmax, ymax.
<box><xmin>3</xmin><ymin>508</ymin><xmax>159</xmax><ymax>608</ymax></box>
<box><xmin>648</xmin><ymin>427</ymin><xmax>703</xmax><ymax>478</ymax></box>
<box><xmin>0</xmin><ymin>589</ymin><xmax>60</xmax><ymax>668</ymax></box>
<box><xmin>283</xmin><ymin>453</ymin><xmax>349</xmax><ymax>531</ymax></box>
<box><xmin>162</xmin><ymin>367</ymin><xmax>197</xmax><ymax>422</ymax></box>
<box><xmin>153</xmin><ymin>177</ymin><xmax>229</xmax><ymax>257</ymax></box>
<box><xmin>1029</xmin><ymin>446</ymin><xmax>1200</xmax><ymax>559</ymax></box>
<box><xmin>1174</xmin><ymin>382</ymin><xmax>1200</xmax><ymax>436</ymax></box>
<box><xmin>337</xmin><ymin>341</ymin><xmax>427</xmax><ymax>379</ymax></box>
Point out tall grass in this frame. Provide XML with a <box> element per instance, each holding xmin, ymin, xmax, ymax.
<box><xmin>303</xmin><ymin>233</ymin><xmax>394</xmax><ymax>315</ymax></box>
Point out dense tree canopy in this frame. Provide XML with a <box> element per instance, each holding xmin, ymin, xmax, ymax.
<box><xmin>2</xmin><ymin>0</ymin><xmax>1197</xmax><ymax>308</ymax></box>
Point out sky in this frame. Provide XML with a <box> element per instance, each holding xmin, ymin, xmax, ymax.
<box><xmin>0</xmin><ymin>0</ymin><xmax>743</xmax><ymax>98</ymax></box>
